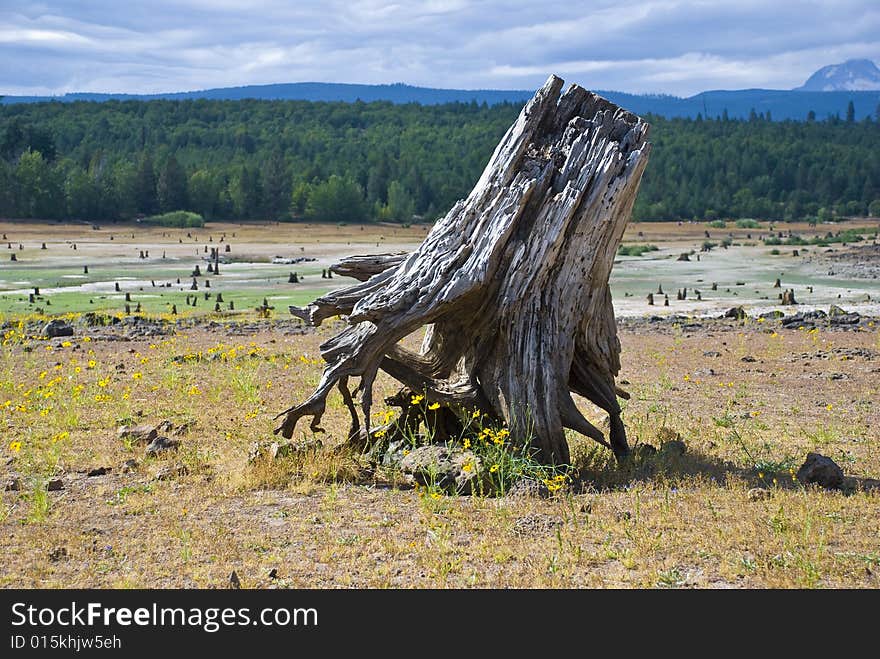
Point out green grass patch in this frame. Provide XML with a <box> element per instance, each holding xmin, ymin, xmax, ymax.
<box><xmin>764</xmin><ymin>228</ymin><xmax>869</xmax><ymax>247</ymax></box>
<box><xmin>618</xmin><ymin>244</ymin><xmax>660</xmax><ymax>257</ymax></box>
<box><xmin>140</xmin><ymin>211</ymin><xmax>205</xmax><ymax>228</ymax></box>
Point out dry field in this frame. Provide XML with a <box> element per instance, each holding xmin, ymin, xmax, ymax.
<box><xmin>1</xmin><ymin>220</ymin><xmax>879</xmax><ymax>589</ymax></box>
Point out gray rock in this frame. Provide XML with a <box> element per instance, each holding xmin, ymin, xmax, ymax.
<box><xmin>378</xmin><ymin>439</ymin><xmax>412</xmax><ymax>467</ymax></box>
<box><xmin>748</xmin><ymin>488</ymin><xmax>771</xmax><ymax>501</ymax></box>
<box><xmin>46</xmin><ymin>478</ymin><xmax>64</xmax><ymax>491</ymax></box>
<box><xmin>506</xmin><ymin>478</ymin><xmax>551</xmax><ymax>498</ymax></box>
<box><xmin>117</xmin><ymin>424</ymin><xmax>158</xmax><ymax>444</ymax></box>
<box><xmin>796</xmin><ymin>452</ymin><xmax>844</xmax><ymax>490</ymax></box>
<box><xmin>121</xmin><ymin>459</ymin><xmax>139</xmax><ymax>473</ymax></box>
<box><xmin>145</xmin><ymin>436</ymin><xmax>180</xmax><ymax>456</ymax></box>
<box><xmin>43</xmin><ymin>319</ymin><xmax>74</xmax><ymax>338</ymax></box>
<box><xmin>4</xmin><ymin>476</ymin><xmax>20</xmax><ymax>491</ymax></box>
<box><xmin>87</xmin><ymin>466</ymin><xmax>111</xmax><ymax>477</ymax></box>
<box><xmin>398</xmin><ymin>445</ymin><xmax>483</xmax><ymax>494</ymax></box>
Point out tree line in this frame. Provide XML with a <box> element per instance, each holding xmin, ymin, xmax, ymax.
<box><xmin>1</xmin><ymin>98</ymin><xmax>878</xmax><ymax>223</ymax></box>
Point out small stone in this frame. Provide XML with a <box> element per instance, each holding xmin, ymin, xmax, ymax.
<box><xmin>702</xmin><ymin>350</ymin><xmax>721</xmax><ymax>357</ymax></box>
<box><xmin>229</xmin><ymin>571</ymin><xmax>241</xmax><ymax>589</ymax></box>
<box><xmin>42</xmin><ymin>319</ymin><xmax>74</xmax><ymax>338</ymax></box>
<box><xmin>87</xmin><ymin>466</ymin><xmax>111</xmax><ymax>477</ymax></box>
<box><xmin>399</xmin><ymin>445</ymin><xmax>484</xmax><ymax>494</ymax></box>
<box><xmin>268</xmin><ymin>568</ymin><xmax>278</xmax><ymax>579</ymax></box>
<box><xmin>748</xmin><ymin>488</ymin><xmax>771</xmax><ymax>501</ymax></box>
<box><xmin>121</xmin><ymin>459</ymin><xmax>139</xmax><ymax>473</ymax></box>
<box><xmin>117</xmin><ymin>424</ymin><xmax>158</xmax><ymax>444</ymax></box>
<box><xmin>796</xmin><ymin>452</ymin><xmax>844</xmax><ymax>490</ymax></box>
<box><xmin>741</xmin><ymin>355</ymin><xmax>757</xmax><ymax>362</ymax></box>
<box><xmin>145</xmin><ymin>436</ymin><xmax>180</xmax><ymax>456</ymax></box>
<box><xmin>4</xmin><ymin>477</ymin><xmax>20</xmax><ymax>491</ymax></box>
<box><xmin>47</xmin><ymin>478</ymin><xmax>64</xmax><ymax>491</ymax></box>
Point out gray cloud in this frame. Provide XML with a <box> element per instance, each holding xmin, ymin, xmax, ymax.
<box><xmin>0</xmin><ymin>1</ymin><xmax>878</xmax><ymax>97</ymax></box>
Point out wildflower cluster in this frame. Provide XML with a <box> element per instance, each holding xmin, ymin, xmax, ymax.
<box><xmin>386</xmin><ymin>393</ymin><xmax>571</xmax><ymax>497</ymax></box>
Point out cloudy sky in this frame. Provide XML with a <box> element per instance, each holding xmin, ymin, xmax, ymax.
<box><xmin>1</xmin><ymin>1</ymin><xmax>878</xmax><ymax>97</ymax></box>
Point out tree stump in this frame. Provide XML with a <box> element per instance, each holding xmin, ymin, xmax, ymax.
<box><xmin>277</xmin><ymin>75</ymin><xmax>651</xmax><ymax>464</ymax></box>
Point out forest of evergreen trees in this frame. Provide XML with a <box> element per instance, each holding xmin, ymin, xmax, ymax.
<box><xmin>1</xmin><ymin>97</ymin><xmax>878</xmax><ymax>224</ymax></box>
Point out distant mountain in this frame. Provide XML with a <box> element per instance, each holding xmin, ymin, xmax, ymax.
<box><xmin>0</xmin><ymin>81</ymin><xmax>536</xmax><ymax>106</ymax></box>
<box><xmin>797</xmin><ymin>59</ymin><xmax>880</xmax><ymax>92</ymax></box>
<box><xmin>3</xmin><ymin>79</ymin><xmax>880</xmax><ymax>122</ymax></box>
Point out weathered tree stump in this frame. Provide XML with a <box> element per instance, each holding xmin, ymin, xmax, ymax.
<box><xmin>277</xmin><ymin>76</ymin><xmax>651</xmax><ymax>464</ymax></box>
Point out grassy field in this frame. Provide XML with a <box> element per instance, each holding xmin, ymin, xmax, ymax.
<box><xmin>1</xmin><ymin>220</ymin><xmax>879</xmax><ymax>588</ymax></box>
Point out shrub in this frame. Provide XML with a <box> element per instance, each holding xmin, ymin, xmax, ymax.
<box><xmin>618</xmin><ymin>244</ymin><xmax>659</xmax><ymax>257</ymax></box>
<box><xmin>141</xmin><ymin>211</ymin><xmax>204</xmax><ymax>228</ymax></box>
<box><xmin>735</xmin><ymin>218</ymin><xmax>761</xmax><ymax>229</ymax></box>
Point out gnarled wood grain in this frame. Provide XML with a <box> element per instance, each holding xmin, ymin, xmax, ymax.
<box><xmin>277</xmin><ymin>75</ymin><xmax>651</xmax><ymax>465</ymax></box>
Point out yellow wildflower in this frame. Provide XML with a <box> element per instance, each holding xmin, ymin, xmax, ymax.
<box><xmin>9</xmin><ymin>440</ymin><xmax>22</xmax><ymax>452</ymax></box>
<box><xmin>427</xmin><ymin>402</ymin><xmax>440</xmax><ymax>410</ymax></box>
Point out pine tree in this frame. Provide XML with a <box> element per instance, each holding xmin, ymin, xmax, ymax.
<box><xmin>157</xmin><ymin>155</ymin><xmax>188</xmax><ymax>212</ymax></box>
<box><xmin>135</xmin><ymin>153</ymin><xmax>158</xmax><ymax>215</ymax></box>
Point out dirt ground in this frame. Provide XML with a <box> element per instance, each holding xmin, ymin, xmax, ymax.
<box><xmin>1</xmin><ymin>313</ymin><xmax>878</xmax><ymax>589</ymax></box>
<box><xmin>2</xmin><ymin>219</ymin><xmax>879</xmax><ymax>589</ymax></box>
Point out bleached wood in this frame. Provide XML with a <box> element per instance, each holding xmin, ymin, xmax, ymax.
<box><xmin>277</xmin><ymin>75</ymin><xmax>651</xmax><ymax>464</ymax></box>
